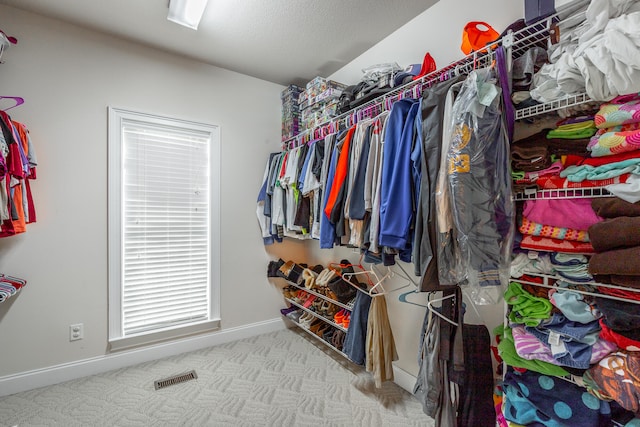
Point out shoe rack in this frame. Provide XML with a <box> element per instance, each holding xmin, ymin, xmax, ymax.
<box><xmin>279</xmin><ymin>279</ymin><xmax>355</xmax><ymax>358</ymax></box>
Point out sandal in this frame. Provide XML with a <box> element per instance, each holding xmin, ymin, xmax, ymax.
<box><xmin>315</xmin><ymin>323</ymin><xmax>331</xmax><ymax>337</ymax></box>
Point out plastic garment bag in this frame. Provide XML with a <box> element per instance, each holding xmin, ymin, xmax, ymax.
<box><xmin>436</xmin><ymin>68</ymin><xmax>514</xmax><ymax>305</ymax></box>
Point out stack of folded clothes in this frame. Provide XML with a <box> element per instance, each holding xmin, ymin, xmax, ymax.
<box><xmin>546</xmin><ymin>116</ymin><xmax>596</xmax><ymax>157</ymax></box>
<box><xmin>588</xmin><ymin>197</ymin><xmax>640</xmax><ymax>289</ymax></box>
<box><xmin>511</xmin><ymin>95</ymin><xmax>640</xmax><ymax>196</ymax></box>
<box><xmin>511</xmin><ymin>129</ymin><xmax>553</xmax><ymax>193</ymax></box>
<box><xmin>546</xmin><ymin>95</ymin><xmax>640</xmax><ymax>200</ymax></box>
<box><xmin>517</xmin><ymin>197</ymin><xmax>602</xmax><ymax>254</ymax></box>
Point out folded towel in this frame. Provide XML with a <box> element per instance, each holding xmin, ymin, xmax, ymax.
<box><xmin>588</xmin><ymin>122</ymin><xmax>640</xmax><ymax>157</ymax></box>
<box><xmin>563</xmin><ymin>149</ymin><xmax>640</xmax><ymax>168</ymax></box>
<box><xmin>536</xmin><ymin>174</ymin><xmax>630</xmax><ymax>189</ymax></box>
<box><xmin>512</xmin><ymin>130</ymin><xmax>551</xmax><ymax>172</ymax></box>
<box><xmin>589</xmin><ymin>246</ymin><xmax>640</xmax><ymax>276</ymax></box>
<box><xmin>520</xmin><ymin>215</ymin><xmax>590</xmax><ymax>242</ymax></box>
<box><xmin>523</xmin><ymin>198</ymin><xmax>602</xmax><ymax>230</ymax></box>
<box><xmin>589</xmin><ymin>216</ymin><xmax>640</xmax><ymax>252</ymax></box>
<box><xmin>591</xmin><ymin>197</ymin><xmax>640</xmax><ymax>218</ymax></box>
<box><xmin>546</xmin><ymin>137</ymin><xmax>591</xmax><ymax>156</ymax></box>
<box><xmin>547</xmin><ymin>120</ymin><xmax>597</xmax><ymax>139</ymax></box>
<box><xmin>520</xmin><ymin>235</ymin><xmax>595</xmax><ymax>254</ymax></box>
<box><xmin>594</xmin><ymin>97</ymin><xmax>640</xmax><ymax>129</ymax></box>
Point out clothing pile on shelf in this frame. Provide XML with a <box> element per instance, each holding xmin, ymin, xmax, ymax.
<box><xmin>516</xmin><ymin>197</ymin><xmax>602</xmax><ymax>254</ymax></box>
<box><xmin>528</xmin><ymin>0</ymin><xmax>640</xmax><ymax>103</ymax></box>
<box><xmin>0</xmin><ymin>109</ymin><xmax>37</xmax><ymax>237</ymax></box>
<box><xmin>512</xmin><ymin>93</ymin><xmax>640</xmax><ymax>202</ymax></box>
<box><xmin>258</xmin><ymin>66</ymin><xmax>514</xmax><ymax>303</ymax></box>
<box><xmin>496</xmin><ymin>244</ymin><xmax>640</xmax><ymax>425</ymax></box>
<box><xmin>269</xmin><ymin>258</ymin><xmax>397</xmax><ymax>388</ymax></box>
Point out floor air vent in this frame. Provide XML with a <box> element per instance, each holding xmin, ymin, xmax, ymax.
<box><xmin>154</xmin><ymin>370</ymin><xmax>198</xmax><ymax>390</ymax></box>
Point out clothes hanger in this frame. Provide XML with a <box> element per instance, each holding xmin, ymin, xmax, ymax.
<box><xmin>0</xmin><ymin>96</ymin><xmax>24</xmax><ymax>111</ymax></box>
<box><xmin>427</xmin><ymin>293</ymin><xmax>459</xmax><ymax>326</ymax></box>
<box><xmin>398</xmin><ymin>288</ymin><xmax>427</xmax><ymax>308</ymax></box>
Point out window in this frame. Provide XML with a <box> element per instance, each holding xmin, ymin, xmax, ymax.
<box><xmin>108</xmin><ymin>107</ymin><xmax>220</xmax><ymax>351</ymax></box>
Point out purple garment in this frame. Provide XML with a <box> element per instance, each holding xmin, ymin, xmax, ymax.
<box><xmin>523</xmin><ymin>198</ymin><xmax>603</xmax><ymax>230</ymax></box>
<box><xmin>512</xmin><ymin>325</ymin><xmax>616</xmax><ymax>367</ymax></box>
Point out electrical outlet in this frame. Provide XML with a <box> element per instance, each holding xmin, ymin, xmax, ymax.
<box><xmin>69</xmin><ymin>323</ymin><xmax>84</xmax><ymax>341</ymax></box>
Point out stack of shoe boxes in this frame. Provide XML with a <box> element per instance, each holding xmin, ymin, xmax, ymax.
<box><xmin>281</xmin><ymin>84</ymin><xmax>303</xmax><ymax>141</ymax></box>
<box><xmin>299</xmin><ymin>77</ymin><xmax>347</xmax><ymax>132</ymax></box>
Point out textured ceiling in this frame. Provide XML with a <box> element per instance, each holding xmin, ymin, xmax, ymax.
<box><xmin>0</xmin><ymin>0</ymin><xmax>439</xmax><ymax>86</ymax></box>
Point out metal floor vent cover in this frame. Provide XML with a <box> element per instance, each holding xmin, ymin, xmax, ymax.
<box><xmin>154</xmin><ymin>370</ymin><xmax>198</xmax><ymax>390</ymax></box>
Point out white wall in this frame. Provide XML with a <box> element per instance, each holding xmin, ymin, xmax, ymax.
<box><xmin>331</xmin><ymin>0</ymin><xmax>524</xmax><ymax>85</ymax></box>
<box><xmin>0</xmin><ymin>5</ymin><xmax>300</xmax><ymax>378</ymax></box>
<box><xmin>323</xmin><ymin>0</ymin><xmax>525</xmax><ymax>377</ymax></box>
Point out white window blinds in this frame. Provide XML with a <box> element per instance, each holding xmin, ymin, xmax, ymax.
<box><xmin>120</xmin><ymin>120</ymin><xmax>211</xmax><ymax>336</ymax></box>
<box><xmin>109</xmin><ymin>108</ymin><xmax>220</xmax><ymax>350</ymax></box>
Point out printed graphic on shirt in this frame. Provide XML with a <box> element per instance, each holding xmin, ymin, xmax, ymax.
<box><xmin>449</xmin><ymin>153</ymin><xmax>470</xmax><ymax>174</ymax></box>
<box><xmin>451</xmin><ymin>124</ymin><xmax>471</xmax><ymax>152</ymax></box>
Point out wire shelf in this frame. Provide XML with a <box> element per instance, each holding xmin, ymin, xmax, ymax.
<box><xmin>514</xmin><ymin>186</ymin><xmax>612</xmax><ymax>201</ymax></box>
<box><xmin>282</xmin><ymin>0</ymin><xmax>592</xmax><ymax>149</ymax></box>
<box><xmin>515</xmin><ymin>93</ymin><xmax>592</xmax><ymax>120</ymax></box>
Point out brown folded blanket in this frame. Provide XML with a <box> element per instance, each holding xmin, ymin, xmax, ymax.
<box><xmin>546</xmin><ymin>137</ymin><xmax>591</xmax><ymax>157</ymax></box>
<box><xmin>512</xmin><ymin>130</ymin><xmax>551</xmax><ymax>172</ymax></box>
<box><xmin>589</xmin><ymin>246</ymin><xmax>640</xmax><ymax>276</ymax></box>
<box><xmin>594</xmin><ymin>274</ymin><xmax>640</xmax><ymax>290</ymax></box>
<box><xmin>589</xmin><ymin>217</ymin><xmax>640</xmax><ymax>252</ymax></box>
<box><xmin>592</xmin><ymin>197</ymin><xmax>640</xmax><ymax>218</ymax></box>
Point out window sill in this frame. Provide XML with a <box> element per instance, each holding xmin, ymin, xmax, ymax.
<box><xmin>108</xmin><ymin>319</ymin><xmax>221</xmax><ymax>352</ymax></box>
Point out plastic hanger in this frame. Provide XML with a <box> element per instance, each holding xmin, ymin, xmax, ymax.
<box><xmin>427</xmin><ymin>293</ymin><xmax>458</xmax><ymax>326</ymax></box>
<box><xmin>0</xmin><ymin>96</ymin><xmax>24</xmax><ymax>111</ymax></box>
<box><xmin>398</xmin><ymin>288</ymin><xmax>427</xmax><ymax>308</ymax></box>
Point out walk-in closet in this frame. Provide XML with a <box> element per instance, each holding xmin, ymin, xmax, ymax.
<box><xmin>1</xmin><ymin>0</ymin><xmax>640</xmax><ymax>426</ymax></box>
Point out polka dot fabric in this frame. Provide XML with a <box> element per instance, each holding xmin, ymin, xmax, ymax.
<box><xmin>503</xmin><ymin>369</ymin><xmax>610</xmax><ymax>427</ymax></box>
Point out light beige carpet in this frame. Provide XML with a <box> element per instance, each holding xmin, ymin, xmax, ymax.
<box><xmin>0</xmin><ymin>328</ymin><xmax>433</xmax><ymax>426</ymax></box>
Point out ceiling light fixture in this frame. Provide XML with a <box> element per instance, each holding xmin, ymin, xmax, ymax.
<box><xmin>167</xmin><ymin>0</ymin><xmax>210</xmax><ymax>30</ymax></box>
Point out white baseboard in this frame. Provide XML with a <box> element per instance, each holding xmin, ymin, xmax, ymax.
<box><xmin>0</xmin><ymin>318</ymin><xmax>286</xmax><ymax>398</ymax></box>
<box><xmin>392</xmin><ymin>364</ymin><xmax>417</xmax><ymax>394</ymax></box>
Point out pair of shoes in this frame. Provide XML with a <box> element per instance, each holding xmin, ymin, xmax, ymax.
<box><xmin>333</xmin><ymin>309</ymin><xmax>351</xmax><ymax>329</ymax></box>
<box><xmin>286</xmin><ymin>309</ymin><xmax>303</xmax><ymax>323</ymax></box>
<box><xmin>302</xmin><ymin>294</ymin><xmax>317</xmax><ymax>309</ymax></box>
<box><xmin>280</xmin><ymin>306</ymin><xmax>298</xmax><ymax>316</ymax></box>
<box><xmin>282</xmin><ymin>285</ymin><xmax>297</xmax><ymax>299</ymax></box>
<box><xmin>309</xmin><ymin>319</ymin><xmax>324</xmax><ymax>334</ymax></box>
<box><xmin>299</xmin><ymin>311</ymin><xmax>315</xmax><ymax>328</ymax></box>
<box><xmin>322</xmin><ymin>327</ymin><xmax>335</xmax><ymax>343</ymax></box>
<box><xmin>332</xmin><ymin>330</ymin><xmax>346</xmax><ymax>351</ymax></box>
<box><xmin>315</xmin><ymin>322</ymin><xmax>331</xmax><ymax>338</ymax></box>
<box><xmin>317</xmin><ymin>300</ymin><xmax>338</xmax><ymax>318</ymax></box>
<box><xmin>293</xmin><ymin>290</ymin><xmax>308</xmax><ymax>303</ymax></box>
<box><xmin>267</xmin><ymin>259</ymin><xmax>285</xmax><ymax>277</ymax></box>
<box><xmin>277</xmin><ymin>260</ymin><xmax>304</xmax><ymax>284</ymax></box>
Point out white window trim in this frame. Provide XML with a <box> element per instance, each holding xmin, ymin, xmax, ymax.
<box><xmin>107</xmin><ymin>107</ymin><xmax>221</xmax><ymax>352</ymax></box>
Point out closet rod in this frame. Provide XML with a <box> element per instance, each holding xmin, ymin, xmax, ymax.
<box><xmin>282</xmin><ymin>43</ymin><xmax>499</xmax><ymax>150</ymax></box>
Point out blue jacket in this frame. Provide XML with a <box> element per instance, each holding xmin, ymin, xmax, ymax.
<box><xmin>379</xmin><ymin>99</ymin><xmax>420</xmax><ymax>251</ymax></box>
